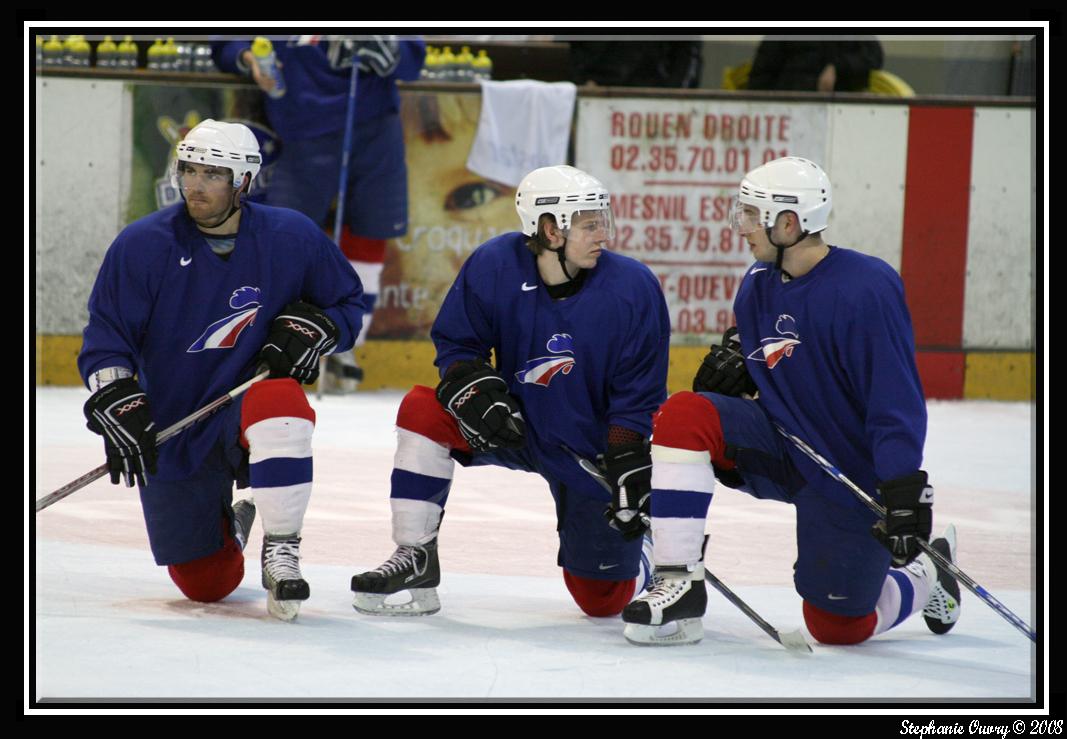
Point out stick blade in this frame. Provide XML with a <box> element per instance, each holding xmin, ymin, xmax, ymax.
<box><xmin>778</xmin><ymin>629</ymin><xmax>813</xmax><ymax>654</ymax></box>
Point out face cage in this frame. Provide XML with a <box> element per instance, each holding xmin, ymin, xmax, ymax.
<box><xmin>560</xmin><ymin>207</ymin><xmax>616</xmax><ymax>242</ymax></box>
<box><xmin>171</xmin><ymin>157</ymin><xmax>247</xmax><ymax>194</ymax></box>
<box><xmin>729</xmin><ymin>197</ymin><xmax>766</xmax><ymax>235</ymax></box>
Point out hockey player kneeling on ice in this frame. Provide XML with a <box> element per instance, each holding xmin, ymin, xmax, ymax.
<box><xmin>351</xmin><ymin>165</ymin><xmax>669</xmax><ymax>618</ymax></box>
<box><xmin>622</xmin><ymin>157</ymin><xmax>960</xmax><ymax>646</ymax></box>
<box><xmin>79</xmin><ymin>120</ymin><xmax>367</xmax><ymax>622</ymax></box>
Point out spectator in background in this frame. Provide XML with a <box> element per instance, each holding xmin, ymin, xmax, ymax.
<box><xmin>748</xmin><ymin>37</ymin><xmax>883</xmax><ymax>93</ymax></box>
<box><xmin>567</xmin><ymin>40</ymin><xmax>703</xmax><ymax>88</ymax></box>
<box><xmin>213</xmin><ymin>36</ymin><xmax>426</xmax><ymax>391</ymax></box>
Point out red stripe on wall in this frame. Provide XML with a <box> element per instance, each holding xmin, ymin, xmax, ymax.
<box><xmin>901</xmin><ymin>106</ymin><xmax>974</xmax><ymax>398</ymax></box>
<box><xmin>914</xmin><ymin>351</ymin><xmax>965</xmax><ymax>400</ymax></box>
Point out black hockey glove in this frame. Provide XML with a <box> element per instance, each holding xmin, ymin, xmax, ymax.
<box><xmin>84</xmin><ymin>377</ymin><xmax>158</xmax><ymax>487</ymax></box>
<box><xmin>258</xmin><ymin>301</ymin><xmax>339</xmax><ymax>385</ymax></box>
<box><xmin>872</xmin><ymin>471</ymin><xmax>934</xmax><ymax>567</ymax></box>
<box><xmin>327</xmin><ymin>36</ymin><xmax>400</xmax><ymax>76</ymax></box>
<box><xmin>436</xmin><ymin>359</ymin><xmax>525</xmax><ymax>452</ymax></box>
<box><xmin>692</xmin><ymin>326</ymin><xmax>758</xmax><ymax>397</ymax></box>
<box><xmin>600</xmin><ymin>440</ymin><xmax>653</xmax><ymax>541</ymax></box>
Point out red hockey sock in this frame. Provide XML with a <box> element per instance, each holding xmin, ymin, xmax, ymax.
<box><xmin>563</xmin><ymin>570</ymin><xmax>637</xmax><ymax>617</ymax></box>
<box><xmin>651</xmin><ymin>391</ymin><xmax>736</xmax><ymax>470</ymax></box>
<box><xmin>167</xmin><ymin>528</ymin><xmax>245</xmax><ymax>603</ymax></box>
<box><xmin>803</xmin><ymin>600</ymin><xmax>877</xmax><ymax>645</ymax></box>
<box><xmin>395</xmin><ymin>385</ymin><xmax>470</xmax><ymax>452</ymax></box>
<box><xmin>239</xmin><ymin>378</ymin><xmax>316</xmax><ymax>448</ymax></box>
<box><xmin>339</xmin><ymin>228</ymin><xmax>386</xmax><ymax>262</ymax></box>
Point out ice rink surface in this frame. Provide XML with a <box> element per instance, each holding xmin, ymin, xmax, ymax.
<box><xmin>31</xmin><ymin>388</ymin><xmax>1041</xmax><ymax>706</ymax></box>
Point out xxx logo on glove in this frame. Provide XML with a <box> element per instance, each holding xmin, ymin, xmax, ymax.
<box><xmin>284</xmin><ymin>320</ymin><xmax>320</xmax><ymax>339</ymax></box>
<box><xmin>454</xmin><ymin>386</ymin><xmax>480</xmax><ymax>409</ymax></box>
<box><xmin>114</xmin><ymin>397</ymin><xmax>147</xmax><ymax>416</ymax></box>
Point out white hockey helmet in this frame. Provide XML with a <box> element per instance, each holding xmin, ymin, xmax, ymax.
<box><xmin>732</xmin><ymin>156</ymin><xmax>832</xmax><ymax>236</ymax></box>
<box><xmin>172</xmin><ymin>119</ymin><xmax>262</xmax><ymax>191</ymax></box>
<box><xmin>515</xmin><ymin>165</ymin><xmax>614</xmax><ymax>239</ymax></box>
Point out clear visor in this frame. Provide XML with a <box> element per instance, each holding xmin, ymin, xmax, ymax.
<box><xmin>564</xmin><ymin>208</ymin><xmax>616</xmax><ymax>242</ymax></box>
<box><xmin>729</xmin><ymin>198</ymin><xmax>763</xmax><ymax>235</ymax></box>
<box><xmin>172</xmin><ymin>159</ymin><xmax>237</xmax><ymax>192</ymax></box>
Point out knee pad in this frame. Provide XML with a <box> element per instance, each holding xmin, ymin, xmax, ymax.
<box><xmin>396</xmin><ymin>385</ymin><xmax>468</xmax><ymax>450</ymax></box>
<box><xmin>652</xmin><ymin>391</ymin><xmax>733</xmax><ymax>468</ymax></box>
<box><xmin>241</xmin><ymin>378</ymin><xmax>316</xmax><ymax>449</ymax></box>
<box><xmin>563</xmin><ymin>570</ymin><xmax>636</xmax><ymax>617</ymax></box>
<box><xmin>803</xmin><ymin>600</ymin><xmax>877</xmax><ymax>645</ymax></box>
<box><xmin>167</xmin><ymin>532</ymin><xmax>244</xmax><ymax>603</ymax></box>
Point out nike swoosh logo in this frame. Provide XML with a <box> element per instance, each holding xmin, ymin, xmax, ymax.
<box><xmin>827</xmin><ymin>594</ymin><xmax>848</xmax><ymax>600</ymax></box>
<box><xmin>180</xmin><ymin>257</ymin><xmax>192</xmax><ymax>266</ymax></box>
<box><xmin>598</xmin><ymin>563</ymin><xmax>620</xmax><ymax>570</ymax></box>
<box><xmin>751</xmin><ymin>267</ymin><xmax>767</xmax><ymax>274</ymax></box>
<box><xmin>521</xmin><ymin>282</ymin><xmax>537</xmax><ymax>291</ymax></box>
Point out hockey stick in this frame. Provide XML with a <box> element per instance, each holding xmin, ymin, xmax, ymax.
<box><xmin>774</xmin><ymin>423</ymin><xmax>1037</xmax><ymax>643</ymax></box>
<box><xmin>561</xmin><ymin>444</ymin><xmax>811</xmax><ymax>653</ymax></box>
<box><xmin>35</xmin><ymin>371</ymin><xmax>269</xmax><ymax>513</ymax></box>
<box><xmin>319</xmin><ymin>55</ymin><xmax>361</xmax><ymax>402</ymax></box>
<box><xmin>703</xmin><ymin>569</ymin><xmax>812</xmax><ymax>653</ymax></box>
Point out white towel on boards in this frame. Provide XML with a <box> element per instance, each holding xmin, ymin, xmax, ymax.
<box><xmin>466</xmin><ymin>79</ymin><xmax>578</xmax><ymax>187</ymax></box>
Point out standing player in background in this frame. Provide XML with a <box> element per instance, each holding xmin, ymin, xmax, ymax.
<box><xmin>748</xmin><ymin>37</ymin><xmax>883</xmax><ymax>93</ymax></box>
<box><xmin>213</xmin><ymin>35</ymin><xmax>425</xmax><ymax>391</ymax></box>
<box><xmin>351</xmin><ymin>165</ymin><xmax>671</xmax><ymax>618</ymax></box>
<box><xmin>78</xmin><ymin>120</ymin><xmax>366</xmax><ymax>621</ymax></box>
<box><xmin>623</xmin><ymin>157</ymin><xmax>961</xmax><ymax>646</ymax></box>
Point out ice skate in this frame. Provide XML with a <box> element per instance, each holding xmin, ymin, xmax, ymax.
<box><xmin>351</xmin><ymin>538</ymin><xmax>441</xmax><ymax>616</ymax></box>
<box><xmin>908</xmin><ymin>525</ymin><xmax>961</xmax><ymax>634</ymax></box>
<box><xmin>622</xmin><ymin>563</ymin><xmax>707</xmax><ymax>645</ymax></box>
<box><xmin>232</xmin><ymin>499</ymin><xmax>256</xmax><ymax>551</ymax></box>
<box><xmin>261</xmin><ymin>533</ymin><xmax>310</xmax><ymax>622</ymax></box>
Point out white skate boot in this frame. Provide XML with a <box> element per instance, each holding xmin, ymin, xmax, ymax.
<box><xmin>622</xmin><ymin>562</ymin><xmax>707</xmax><ymax>645</ymax></box>
<box><xmin>907</xmin><ymin>525</ymin><xmax>962</xmax><ymax>634</ymax></box>
<box><xmin>351</xmin><ymin>538</ymin><xmax>441</xmax><ymax>616</ymax></box>
<box><xmin>261</xmin><ymin>533</ymin><xmax>310</xmax><ymax>622</ymax></box>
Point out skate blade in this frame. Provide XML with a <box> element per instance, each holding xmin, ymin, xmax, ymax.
<box><xmin>943</xmin><ymin>524</ymin><xmax>958</xmax><ymax>561</ymax></box>
<box><xmin>623</xmin><ymin>618</ymin><xmax>703</xmax><ymax>646</ymax></box>
<box><xmin>352</xmin><ymin>588</ymin><xmax>440</xmax><ymax>617</ymax></box>
<box><xmin>267</xmin><ymin>592</ymin><xmax>301</xmax><ymax>622</ymax></box>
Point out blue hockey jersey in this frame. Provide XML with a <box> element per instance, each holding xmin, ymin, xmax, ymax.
<box><xmin>733</xmin><ymin>247</ymin><xmax>926</xmax><ymax>498</ymax></box>
<box><xmin>212</xmin><ymin>38</ymin><xmax>426</xmax><ymax>142</ymax></box>
<box><xmin>431</xmin><ymin>233</ymin><xmax>671</xmax><ymax>483</ymax></box>
<box><xmin>78</xmin><ymin>202</ymin><xmax>367</xmax><ymax>481</ymax></box>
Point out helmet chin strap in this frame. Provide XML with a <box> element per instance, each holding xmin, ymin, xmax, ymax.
<box><xmin>765</xmin><ymin>226</ymin><xmax>809</xmax><ymax>273</ymax></box>
<box><xmin>546</xmin><ymin>238</ymin><xmax>578</xmax><ymax>281</ymax></box>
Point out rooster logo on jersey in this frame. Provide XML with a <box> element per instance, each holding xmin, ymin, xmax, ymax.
<box><xmin>747</xmin><ymin>314</ymin><xmax>801</xmax><ymax>369</ymax></box>
<box><xmin>516</xmin><ymin>333</ymin><xmax>576</xmax><ymax>387</ymax></box>
<box><xmin>188</xmin><ymin>287</ymin><xmax>261</xmax><ymax>352</ymax></box>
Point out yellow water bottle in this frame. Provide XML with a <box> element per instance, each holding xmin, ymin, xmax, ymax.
<box><xmin>147</xmin><ymin>38</ymin><xmax>164</xmax><ymax>70</ymax></box>
<box><xmin>43</xmin><ymin>35</ymin><xmax>63</xmax><ymax>67</ymax></box>
<box><xmin>96</xmin><ymin>35</ymin><xmax>117</xmax><ymax>68</ymax></box>
<box><xmin>121</xmin><ymin>36</ymin><xmax>140</xmax><ymax>69</ymax></box>
<box><xmin>251</xmin><ymin>37</ymin><xmax>286</xmax><ymax>98</ymax></box>
<box><xmin>473</xmin><ymin>49</ymin><xmax>493</xmax><ymax>81</ymax></box>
